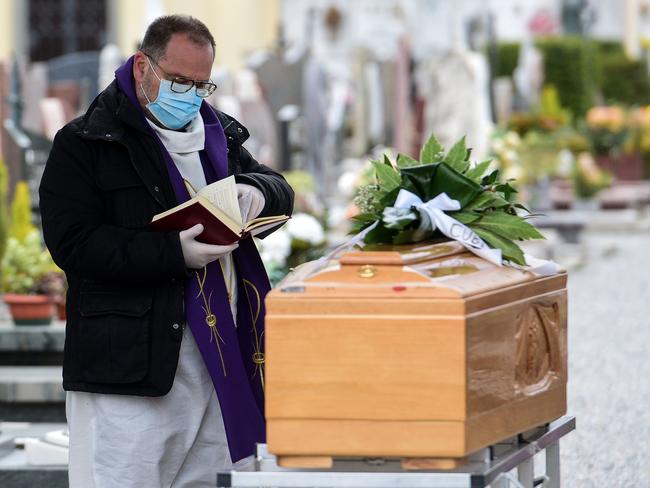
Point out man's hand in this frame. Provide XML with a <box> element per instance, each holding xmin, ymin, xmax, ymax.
<box><xmin>179</xmin><ymin>224</ymin><xmax>238</xmax><ymax>269</ymax></box>
<box><xmin>237</xmin><ymin>184</ymin><xmax>265</xmax><ymax>223</ymax></box>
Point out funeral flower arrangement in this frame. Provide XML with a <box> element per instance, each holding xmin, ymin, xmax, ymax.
<box><xmin>351</xmin><ymin>134</ymin><xmax>545</xmax><ymax>266</ymax></box>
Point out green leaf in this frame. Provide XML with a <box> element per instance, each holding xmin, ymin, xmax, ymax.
<box><xmin>432</xmin><ymin>163</ymin><xmax>483</xmax><ymax>206</ymax></box>
<box><xmin>465</xmin><ymin>160</ymin><xmax>493</xmax><ymax>182</ymax></box>
<box><xmin>444</xmin><ymin>137</ymin><xmax>470</xmax><ymax>173</ymax></box>
<box><xmin>472</xmin><ymin>212</ymin><xmax>545</xmax><ymax>241</ymax></box>
<box><xmin>514</xmin><ymin>203</ymin><xmax>532</xmax><ymax>213</ymax></box>
<box><xmin>420</xmin><ymin>134</ymin><xmax>444</xmax><ymax>163</ymax></box>
<box><xmin>349</xmin><ymin>220</ymin><xmax>370</xmax><ymax>234</ymax></box>
<box><xmin>450</xmin><ymin>210</ymin><xmax>482</xmax><ymax>224</ymax></box>
<box><xmin>494</xmin><ymin>182</ymin><xmax>518</xmax><ymax>202</ymax></box>
<box><xmin>396</xmin><ymin>153</ymin><xmax>421</xmax><ymax>168</ymax></box>
<box><xmin>472</xmin><ymin>226</ymin><xmax>525</xmax><ymax>265</ymax></box>
<box><xmin>379</xmin><ymin>186</ymin><xmax>402</xmax><ymax>207</ymax></box>
<box><xmin>400</xmin><ymin>163</ymin><xmax>482</xmax><ymax>206</ymax></box>
<box><xmin>481</xmin><ymin>169</ymin><xmax>500</xmax><ymax>186</ymax></box>
<box><xmin>349</xmin><ymin>212</ymin><xmax>381</xmax><ymax>234</ymax></box>
<box><xmin>372</xmin><ymin>160</ymin><xmax>401</xmax><ymax>192</ymax></box>
<box><xmin>363</xmin><ymin>223</ymin><xmax>397</xmax><ymax>244</ymax></box>
<box><xmin>400</xmin><ymin>163</ymin><xmax>438</xmax><ymax>199</ymax></box>
<box><xmin>393</xmin><ymin>229</ymin><xmax>421</xmax><ymax>245</ymax></box>
<box><xmin>464</xmin><ymin>191</ymin><xmax>510</xmax><ymax>211</ymax></box>
<box><xmin>352</xmin><ymin>212</ymin><xmax>379</xmax><ymax>224</ymax></box>
<box><xmin>383</xmin><ymin>154</ymin><xmax>394</xmax><ymax>167</ymax></box>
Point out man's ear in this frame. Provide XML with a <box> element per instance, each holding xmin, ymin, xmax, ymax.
<box><xmin>133</xmin><ymin>52</ymin><xmax>148</xmax><ymax>84</ymax></box>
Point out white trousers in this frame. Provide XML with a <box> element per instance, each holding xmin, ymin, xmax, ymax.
<box><xmin>67</xmin><ymin>327</ymin><xmax>253</xmax><ymax>488</ymax></box>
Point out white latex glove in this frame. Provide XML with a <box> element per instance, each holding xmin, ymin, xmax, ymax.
<box><xmin>179</xmin><ymin>224</ymin><xmax>239</xmax><ymax>269</ymax></box>
<box><xmin>236</xmin><ymin>183</ymin><xmax>265</xmax><ymax>223</ymax></box>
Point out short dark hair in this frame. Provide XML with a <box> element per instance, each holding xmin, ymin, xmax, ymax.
<box><xmin>140</xmin><ymin>15</ymin><xmax>216</xmax><ymax>61</ymax></box>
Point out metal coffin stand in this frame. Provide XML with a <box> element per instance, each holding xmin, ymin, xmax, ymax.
<box><xmin>217</xmin><ymin>416</ymin><xmax>575</xmax><ymax>488</ymax></box>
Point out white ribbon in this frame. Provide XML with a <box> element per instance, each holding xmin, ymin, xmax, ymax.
<box><xmin>392</xmin><ymin>189</ymin><xmax>560</xmax><ymax>276</ymax></box>
<box><xmin>393</xmin><ymin>189</ymin><xmax>504</xmax><ymax>266</ymax></box>
<box><xmin>304</xmin><ymin>190</ymin><xmax>559</xmax><ymax>280</ymax></box>
<box><xmin>308</xmin><ymin>221</ymin><xmax>379</xmax><ymax>276</ymax></box>
<box><xmin>520</xmin><ymin>253</ymin><xmax>559</xmax><ymax>277</ymax></box>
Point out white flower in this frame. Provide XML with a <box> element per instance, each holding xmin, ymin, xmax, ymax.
<box><xmin>491</xmin><ymin>138</ymin><xmax>505</xmax><ymax>154</ymax></box>
<box><xmin>337</xmin><ymin>171</ymin><xmax>359</xmax><ymax>198</ymax></box>
<box><xmin>504</xmin><ymin>131</ymin><xmax>521</xmax><ymax>147</ymax></box>
<box><xmin>327</xmin><ymin>205</ymin><xmax>347</xmax><ymax>229</ymax></box>
<box><xmin>286</xmin><ymin>213</ymin><xmax>325</xmax><ymax>245</ymax></box>
<box><xmin>257</xmin><ymin>229</ymin><xmax>291</xmax><ymax>266</ymax></box>
<box><xmin>502</xmin><ymin>150</ymin><xmax>519</xmax><ymax>165</ymax></box>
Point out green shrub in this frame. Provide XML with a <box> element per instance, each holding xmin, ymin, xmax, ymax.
<box><xmin>536</xmin><ymin>37</ymin><xmax>598</xmax><ymax>118</ymax></box>
<box><xmin>495</xmin><ymin>38</ymin><xmax>650</xmax><ymax>117</ymax></box>
<box><xmin>593</xmin><ymin>40</ymin><xmax>625</xmax><ymax>56</ymax></box>
<box><xmin>600</xmin><ymin>54</ymin><xmax>650</xmax><ymax>105</ymax></box>
<box><xmin>590</xmin><ymin>40</ymin><xmax>650</xmax><ymax>105</ymax></box>
<box><xmin>493</xmin><ymin>42</ymin><xmax>520</xmax><ymax>78</ymax></box>
<box><xmin>494</xmin><ymin>38</ymin><xmax>598</xmax><ymax>118</ymax></box>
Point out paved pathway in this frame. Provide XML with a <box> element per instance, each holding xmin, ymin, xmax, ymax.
<box><xmin>562</xmin><ymin>230</ymin><xmax>650</xmax><ymax>487</ymax></box>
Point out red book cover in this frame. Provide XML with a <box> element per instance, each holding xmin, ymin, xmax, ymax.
<box><xmin>150</xmin><ymin>199</ymin><xmax>242</xmax><ymax>245</ymax></box>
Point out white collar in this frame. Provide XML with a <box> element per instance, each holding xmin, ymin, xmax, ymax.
<box><xmin>146</xmin><ymin>115</ymin><xmax>205</xmax><ymax>154</ymax></box>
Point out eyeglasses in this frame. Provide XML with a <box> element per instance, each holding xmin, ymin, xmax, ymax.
<box><xmin>142</xmin><ymin>52</ymin><xmax>217</xmax><ymax>98</ymax></box>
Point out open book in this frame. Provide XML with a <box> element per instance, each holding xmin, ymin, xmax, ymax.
<box><xmin>151</xmin><ymin>176</ymin><xmax>290</xmax><ymax>245</ymax></box>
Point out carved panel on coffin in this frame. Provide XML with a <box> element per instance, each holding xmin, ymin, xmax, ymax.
<box><xmin>515</xmin><ymin>302</ymin><xmax>562</xmax><ymax>396</ymax></box>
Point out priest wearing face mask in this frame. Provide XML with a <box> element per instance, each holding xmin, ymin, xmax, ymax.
<box><xmin>39</xmin><ymin>15</ymin><xmax>293</xmax><ymax>488</ymax></box>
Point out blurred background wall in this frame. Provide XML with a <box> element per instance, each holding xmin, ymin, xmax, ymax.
<box><xmin>0</xmin><ymin>0</ymin><xmax>281</xmax><ymax>72</ymax></box>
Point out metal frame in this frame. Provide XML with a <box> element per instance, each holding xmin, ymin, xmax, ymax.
<box><xmin>217</xmin><ymin>416</ymin><xmax>575</xmax><ymax>488</ymax></box>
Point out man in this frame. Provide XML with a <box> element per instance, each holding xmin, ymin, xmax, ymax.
<box><xmin>39</xmin><ymin>15</ymin><xmax>293</xmax><ymax>488</ymax></box>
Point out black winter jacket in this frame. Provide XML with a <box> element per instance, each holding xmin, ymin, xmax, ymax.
<box><xmin>39</xmin><ymin>81</ymin><xmax>293</xmax><ymax>396</ymax></box>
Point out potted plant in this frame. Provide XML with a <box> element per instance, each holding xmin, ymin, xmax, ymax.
<box><xmin>1</xmin><ymin>229</ymin><xmax>61</xmax><ymax>325</ymax></box>
<box><xmin>1</xmin><ymin>181</ymin><xmax>62</xmax><ymax>325</ymax></box>
<box><xmin>586</xmin><ymin>105</ymin><xmax>643</xmax><ymax>180</ymax></box>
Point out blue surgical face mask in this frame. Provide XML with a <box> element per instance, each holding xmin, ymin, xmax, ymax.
<box><xmin>141</xmin><ymin>57</ymin><xmax>202</xmax><ymax>130</ymax></box>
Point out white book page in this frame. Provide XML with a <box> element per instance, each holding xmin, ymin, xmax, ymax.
<box><xmin>249</xmin><ymin>220</ymin><xmax>287</xmax><ymax>237</ymax></box>
<box><xmin>197</xmin><ymin>175</ymin><xmax>242</xmax><ymax>226</ymax></box>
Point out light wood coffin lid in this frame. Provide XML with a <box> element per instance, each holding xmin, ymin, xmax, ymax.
<box><xmin>272</xmin><ymin>240</ymin><xmax>563</xmax><ymax>300</ymax></box>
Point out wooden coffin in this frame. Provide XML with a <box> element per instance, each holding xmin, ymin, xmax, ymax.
<box><xmin>264</xmin><ymin>241</ymin><xmax>567</xmax><ymax>460</ymax></box>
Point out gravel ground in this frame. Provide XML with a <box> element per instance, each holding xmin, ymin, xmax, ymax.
<box><xmin>561</xmin><ymin>231</ymin><xmax>650</xmax><ymax>487</ymax></box>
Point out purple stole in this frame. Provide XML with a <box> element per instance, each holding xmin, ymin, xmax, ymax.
<box><xmin>115</xmin><ymin>58</ymin><xmax>268</xmax><ymax>462</ymax></box>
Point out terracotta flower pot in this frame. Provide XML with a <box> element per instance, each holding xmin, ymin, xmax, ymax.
<box><xmin>55</xmin><ymin>296</ymin><xmax>66</xmax><ymax>321</ymax></box>
<box><xmin>595</xmin><ymin>152</ymin><xmax>644</xmax><ymax>181</ymax></box>
<box><xmin>3</xmin><ymin>294</ymin><xmax>54</xmax><ymax>326</ymax></box>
